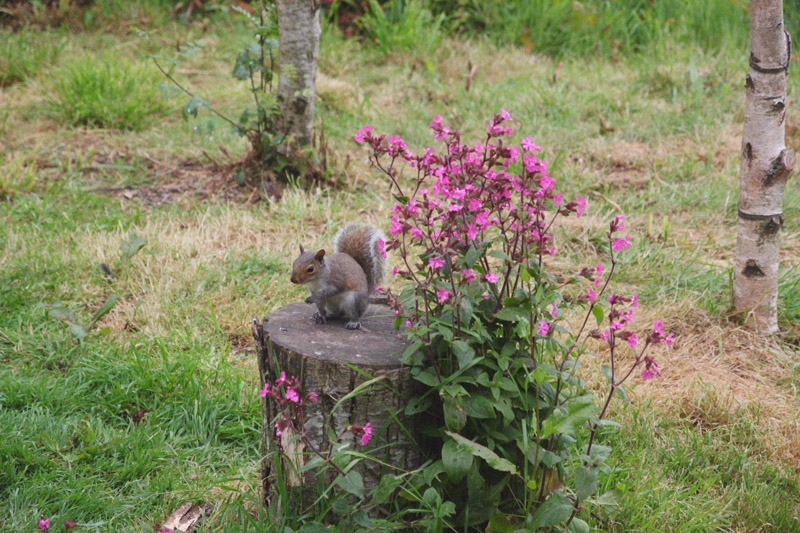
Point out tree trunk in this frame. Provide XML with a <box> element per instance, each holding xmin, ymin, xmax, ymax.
<box><xmin>276</xmin><ymin>0</ymin><xmax>320</xmax><ymax>149</ymax></box>
<box><xmin>734</xmin><ymin>0</ymin><xmax>795</xmax><ymax>334</ymax></box>
<box><xmin>252</xmin><ymin>302</ymin><xmax>423</xmax><ymax>511</ymax></box>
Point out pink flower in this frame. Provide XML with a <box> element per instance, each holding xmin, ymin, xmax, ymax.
<box><xmin>468</xmin><ymin>199</ymin><xmax>482</xmax><ymax>211</ymax></box>
<box><xmin>429</xmin><ymin>256</ymin><xmax>445</xmax><ymax>270</ymax></box>
<box><xmin>500</xmin><ymin>108</ymin><xmax>512</xmax><ymax>121</ymax></box>
<box><xmin>596</xmin><ymin>262</ymin><xmax>604</xmax><ymax>275</ymax></box>
<box><xmin>665</xmin><ymin>332</ymin><xmax>675</xmax><ymax>347</ymax></box>
<box><xmin>353</xmin><ymin>125</ymin><xmax>373</xmax><ymax>143</ymax></box>
<box><xmin>259</xmin><ymin>383</ymin><xmax>269</xmax><ymax>398</ymax></box>
<box><xmin>600</xmin><ymin>330</ymin><xmax>610</xmax><ymax>342</ymax></box>
<box><xmin>641</xmin><ymin>357</ymin><xmax>662</xmax><ymax>380</ymax></box>
<box><xmin>485</xmin><ymin>272</ymin><xmax>499</xmax><ymax>284</ymax></box>
<box><xmin>410</xmin><ymin>227</ymin><xmax>423</xmax><ymax>240</ymax></box>
<box><xmin>552</xmin><ymin>191</ymin><xmax>563</xmax><ymax>206</ymax></box>
<box><xmin>461</xmin><ymin>269</ymin><xmax>476</xmax><ymax>283</ymax></box>
<box><xmin>521</xmin><ymin>136</ymin><xmax>542</xmax><ymax>152</ymax></box>
<box><xmin>576</xmin><ymin>195</ymin><xmax>587</xmax><ymax>218</ymax></box>
<box><xmin>550</xmin><ymin>302</ymin><xmax>557</xmax><ymax>319</ymax></box>
<box><xmin>436</xmin><ymin>288</ymin><xmax>451</xmax><ymax>303</ymax></box>
<box><xmin>306</xmin><ymin>392</ymin><xmax>318</xmax><ymax>403</ymax></box>
<box><xmin>38</xmin><ymin>517</ymin><xmax>50</xmax><ymax>531</ymax></box>
<box><xmin>653</xmin><ymin>320</ymin><xmax>664</xmax><ymax>335</ymax></box>
<box><xmin>392</xmin><ymin>265</ymin><xmax>399</xmax><ymax>277</ymax></box>
<box><xmin>361</xmin><ymin>422</ymin><xmax>373</xmax><ymax>446</ymax></box>
<box><xmin>275</xmin><ymin>371</ymin><xmax>287</xmax><ymax>386</ymax></box>
<box><xmin>587</xmin><ymin>287</ymin><xmax>597</xmax><ymax>302</ymax></box>
<box><xmin>537</xmin><ymin>320</ymin><xmax>550</xmax><ymax>336</ymax></box>
<box><xmin>627</xmin><ymin>332</ymin><xmax>638</xmax><ymax>348</ymax></box>
<box><xmin>377</xmin><ymin>238</ymin><xmax>386</xmax><ymax>259</ymax></box>
<box><xmin>285</xmin><ymin>388</ymin><xmax>299</xmax><ymax>403</ymax></box>
<box><xmin>390</xmin><ymin>214</ymin><xmax>402</xmax><ymax>236</ymax></box>
<box><xmin>611</xmin><ymin>236</ymin><xmax>632</xmax><ymax>252</ymax></box>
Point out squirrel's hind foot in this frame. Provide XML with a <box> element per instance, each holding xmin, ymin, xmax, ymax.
<box><xmin>313</xmin><ymin>311</ymin><xmax>328</xmax><ymax>324</ymax></box>
<box><xmin>345</xmin><ymin>320</ymin><xmax>362</xmax><ymax>330</ymax></box>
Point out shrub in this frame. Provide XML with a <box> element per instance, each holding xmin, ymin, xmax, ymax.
<box><xmin>45</xmin><ymin>53</ymin><xmax>167</xmax><ymax>130</ymax></box>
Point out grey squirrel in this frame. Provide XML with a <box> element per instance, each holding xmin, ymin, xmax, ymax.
<box><xmin>290</xmin><ymin>224</ymin><xmax>387</xmax><ymax>329</ymax></box>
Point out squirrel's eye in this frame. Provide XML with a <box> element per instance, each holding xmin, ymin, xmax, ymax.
<box><xmin>306</xmin><ymin>266</ymin><xmax>314</xmax><ymax>273</ymax></box>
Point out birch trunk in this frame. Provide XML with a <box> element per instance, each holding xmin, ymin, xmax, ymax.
<box><xmin>276</xmin><ymin>0</ymin><xmax>320</xmax><ymax>149</ymax></box>
<box><xmin>734</xmin><ymin>0</ymin><xmax>795</xmax><ymax>334</ymax></box>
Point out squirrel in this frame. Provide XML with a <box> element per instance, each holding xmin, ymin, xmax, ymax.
<box><xmin>290</xmin><ymin>224</ymin><xmax>387</xmax><ymax>330</ymax></box>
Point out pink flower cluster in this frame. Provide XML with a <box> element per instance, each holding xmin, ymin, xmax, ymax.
<box><xmin>355</xmin><ymin>110</ymin><xmax>588</xmax><ymax>318</ymax></box>
<box><xmin>259</xmin><ymin>372</ymin><xmax>318</xmax><ymax>437</ymax></box>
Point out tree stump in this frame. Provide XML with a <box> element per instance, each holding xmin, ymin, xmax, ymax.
<box><xmin>251</xmin><ymin>301</ymin><xmax>422</xmax><ymax>509</ymax></box>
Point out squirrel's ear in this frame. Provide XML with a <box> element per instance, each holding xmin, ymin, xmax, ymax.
<box><xmin>299</xmin><ymin>244</ymin><xmax>305</xmax><ymax>254</ymax></box>
<box><xmin>315</xmin><ymin>249</ymin><xmax>326</xmax><ymax>261</ymax></box>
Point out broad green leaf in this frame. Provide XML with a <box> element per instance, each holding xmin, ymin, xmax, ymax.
<box><xmin>464</xmin><ymin>394</ymin><xmax>495</xmax><ymax>418</ymax></box>
<box><xmin>464</xmin><ymin>246</ymin><xmax>482</xmax><ymax>267</ymax></box>
<box><xmin>335</xmin><ymin>470</ymin><xmax>364</xmax><ymax>499</ymax></box>
<box><xmin>494</xmin><ymin>306</ymin><xmax>529</xmax><ymax>322</ymax></box>
<box><xmin>453</xmin><ymin>340</ymin><xmax>475</xmax><ymax>368</ymax></box>
<box><xmin>567</xmin><ymin>517</ymin><xmax>590</xmax><ymax>533</ymax></box>
<box><xmin>405</xmin><ymin>395</ymin><xmax>432</xmax><ymax>415</ymax></box>
<box><xmin>487</xmin><ymin>513</ymin><xmax>514</xmax><ymax>533</ymax></box>
<box><xmin>595</xmin><ymin>489</ymin><xmax>621</xmax><ymax>509</ymax></box>
<box><xmin>591</xmin><ymin>304</ymin><xmax>604</xmax><ymax>326</ymax></box>
<box><xmin>445</xmin><ymin>431</ymin><xmax>517</xmax><ymax>474</ymax></box>
<box><xmin>488</xmin><ymin>249</ymin><xmax>511</xmax><ymax>262</ymax></box>
<box><xmin>530</xmin><ymin>491</ymin><xmax>574</xmax><ymax>528</ymax></box>
<box><xmin>443</xmin><ymin>395</ymin><xmax>466</xmax><ymax>431</ymax></box>
<box><xmin>371</xmin><ymin>474</ymin><xmax>402</xmax><ymax>505</ymax></box>
<box><xmin>442</xmin><ymin>438</ymin><xmax>472</xmax><ymax>482</ymax></box>
<box><xmin>575</xmin><ymin>464</ymin><xmax>598</xmax><ymax>502</ymax></box>
<box><xmin>541</xmin><ymin>395</ymin><xmax>596</xmax><ymax>438</ymax></box>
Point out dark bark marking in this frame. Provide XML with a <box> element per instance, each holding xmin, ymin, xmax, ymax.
<box><xmin>762</xmin><ymin>215</ymin><xmax>783</xmax><ymax>236</ymax></box>
<box><xmin>764</xmin><ymin>148</ymin><xmax>795</xmax><ymax>186</ymax></box>
<box><xmin>749</xmin><ymin>51</ymin><xmax>789</xmax><ymax>73</ymax></box>
<box><xmin>744</xmin><ymin>142</ymin><xmax>753</xmax><ymax>162</ymax></box>
<box><xmin>742</xmin><ymin>259</ymin><xmax>766</xmax><ymax>278</ymax></box>
<box><xmin>745</xmin><ymin>74</ymin><xmax>754</xmax><ymax>89</ymax></box>
<box><xmin>771</xmin><ymin>99</ymin><xmax>785</xmax><ymax>113</ymax></box>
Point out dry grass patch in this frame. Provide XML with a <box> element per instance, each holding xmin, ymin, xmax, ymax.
<box><xmin>634</xmin><ymin>305</ymin><xmax>800</xmax><ymax>467</ymax></box>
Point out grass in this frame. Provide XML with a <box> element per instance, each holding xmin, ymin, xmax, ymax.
<box><xmin>0</xmin><ymin>28</ymin><xmax>62</xmax><ymax>87</ymax></box>
<box><xmin>45</xmin><ymin>53</ymin><xmax>169</xmax><ymax>130</ymax></box>
<box><xmin>1</xmin><ymin>0</ymin><xmax>799</xmax><ymax>530</ymax></box>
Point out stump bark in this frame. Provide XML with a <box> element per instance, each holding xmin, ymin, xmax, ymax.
<box><xmin>252</xmin><ymin>301</ymin><xmax>422</xmax><ymax>509</ymax></box>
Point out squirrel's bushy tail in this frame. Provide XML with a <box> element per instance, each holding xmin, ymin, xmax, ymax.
<box><xmin>334</xmin><ymin>224</ymin><xmax>386</xmax><ymax>291</ymax></box>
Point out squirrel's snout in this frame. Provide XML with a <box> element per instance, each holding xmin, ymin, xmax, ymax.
<box><xmin>290</xmin><ymin>275</ymin><xmax>298</xmax><ymax>284</ymax></box>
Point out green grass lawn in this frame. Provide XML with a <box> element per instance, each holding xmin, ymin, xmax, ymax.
<box><xmin>1</xmin><ymin>1</ymin><xmax>800</xmax><ymax>531</ymax></box>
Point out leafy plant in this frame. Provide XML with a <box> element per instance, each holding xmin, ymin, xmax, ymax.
<box><xmin>358</xmin><ymin>0</ymin><xmax>446</xmax><ymax>61</ymax></box>
<box><xmin>0</xmin><ymin>28</ymin><xmax>61</xmax><ymax>87</ymax></box>
<box><xmin>355</xmin><ymin>112</ymin><xmax>674</xmax><ymax>528</ymax></box>
<box><xmin>45</xmin><ymin>53</ymin><xmax>167</xmax><ymax>130</ymax></box>
<box><xmin>146</xmin><ymin>2</ymin><xmax>295</xmax><ymax>181</ymax></box>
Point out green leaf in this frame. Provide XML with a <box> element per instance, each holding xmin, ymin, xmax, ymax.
<box><xmin>444</xmin><ymin>431</ymin><xmax>517</xmax><ymax>474</ymax></box>
<box><xmin>464</xmin><ymin>246</ymin><xmax>482</xmax><ymax>267</ymax></box>
<box><xmin>404</xmin><ymin>395</ymin><xmax>432</xmax><ymax>415</ymax></box>
<box><xmin>595</xmin><ymin>489</ymin><xmax>621</xmax><ymax>509</ymax></box>
<box><xmin>336</xmin><ymin>470</ymin><xmax>364</xmax><ymax>499</ymax></box>
<box><xmin>567</xmin><ymin>517</ymin><xmax>590</xmax><ymax>533</ymax></box>
<box><xmin>591</xmin><ymin>304</ymin><xmax>604</xmax><ymax>326</ymax></box>
<box><xmin>442</xmin><ymin>438</ymin><xmax>472</xmax><ymax>482</ymax></box>
<box><xmin>371</xmin><ymin>474</ymin><xmax>402</xmax><ymax>505</ymax></box>
<box><xmin>297</xmin><ymin>524</ymin><xmax>331</xmax><ymax>533</ymax></box>
<box><xmin>453</xmin><ymin>340</ymin><xmax>475</xmax><ymax>368</ymax></box>
<box><xmin>67</xmin><ymin>322</ymin><xmax>87</xmax><ymax>339</ymax></box>
<box><xmin>575</xmin><ymin>464</ymin><xmax>598</xmax><ymax>501</ymax></box>
<box><xmin>464</xmin><ymin>394</ymin><xmax>495</xmax><ymax>418</ymax></box>
<box><xmin>181</xmin><ymin>95</ymin><xmax>207</xmax><ymax>120</ymax></box>
<box><xmin>120</xmin><ymin>231</ymin><xmax>148</xmax><ymax>261</ymax></box>
<box><xmin>494</xmin><ymin>306</ymin><xmax>529</xmax><ymax>322</ymax></box>
<box><xmin>487</xmin><ymin>513</ymin><xmax>514</xmax><ymax>533</ymax></box>
<box><xmin>88</xmin><ymin>294</ymin><xmax>119</xmax><ymax>328</ymax></box>
<box><xmin>541</xmin><ymin>395</ymin><xmax>596</xmax><ymax>438</ymax></box>
<box><xmin>443</xmin><ymin>395</ymin><xmax>466</xmax><ymax>431</ymax></box>
<box><xmin>414</xmin><ymin>368</ymin><xmax>439</xmax><ymax>386</ymax></box>
<box><xmin>530</xmin><ymin>491</ymin><xmax>573</xmax><ymax>528</ymax></box>
<box><xmin>488</xmin><ymin>249</ymin><xmax>511</xmax><ymax>262</ymax></box>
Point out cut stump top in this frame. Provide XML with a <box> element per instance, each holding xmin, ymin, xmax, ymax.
<box><xmin>264</xmin><ymin>302</ymin><xmax>410</xmax><ymax>368</ymax></box>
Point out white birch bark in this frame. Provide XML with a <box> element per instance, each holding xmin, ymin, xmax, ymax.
<box><xmin>734</xmin><ymin>0</ymin><xmax>795</xmax><ymax>334</ymax></box>
<box><xmin>276</xmin><ymin>0</ymin><xmax>320</xmax><ymax>148</ymax></box>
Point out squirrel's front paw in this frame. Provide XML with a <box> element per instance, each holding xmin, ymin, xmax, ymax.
<box><xmin>313</xmin><ymin>311</ymin><xmax>327</xmax><ymax>324</ymax></box>
<box><xmin>305</xmin><ymin>296</ymin><xmax>315</xmax><ymax>304</ymax></box>
<box><xmin>345</xmin><ymin>320</ymin><xmax>361</xmax><ymax>330</ymax></box>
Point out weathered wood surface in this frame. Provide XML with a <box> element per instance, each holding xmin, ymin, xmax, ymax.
<box><xmin>252</xmin><ymin>302</ymin><xmax>421</xmax><ymax>508</ymax></box>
